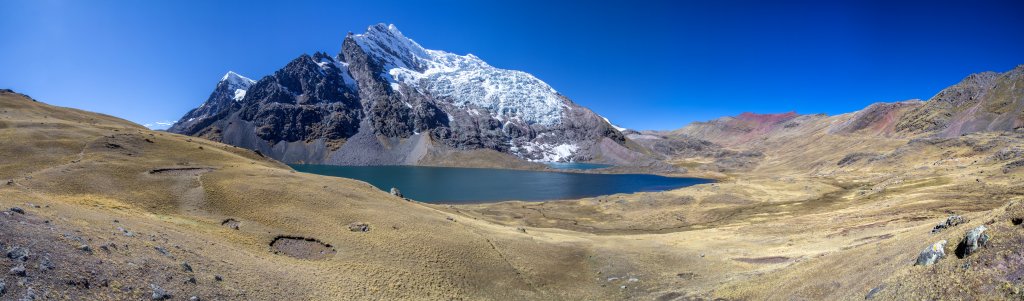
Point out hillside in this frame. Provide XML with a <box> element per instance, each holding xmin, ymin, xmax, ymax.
<box><xmin>3</xmin><ymin>64</ymin><xmax>1024</xmax><ymax>301</ymax></box>
<box><xmin>0</xmin><ymin>90</ymin><xmax>644</xmax><ymax>300</ymax></box>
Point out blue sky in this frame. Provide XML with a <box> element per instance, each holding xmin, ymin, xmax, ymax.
<box><xmin>1</xmin><ymin>0</ymin><xmax>1022</xmax><ymax>130</ymax></box>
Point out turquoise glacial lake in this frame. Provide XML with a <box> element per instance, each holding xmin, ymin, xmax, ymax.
<box><xmin>290</xmin><ymin>165</ymin><xmax>713</xmax><ymax>204</ymax></box>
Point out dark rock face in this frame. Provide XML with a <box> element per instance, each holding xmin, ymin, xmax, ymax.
<box><xmin>169</xmin><ymin>24</ymin><xmax>635</xmax><ymax>165</ymax></box>
<box><xmin>955</xmin><ymin>225</ymin><xmax>989</xmax><ymax>258</ymax></box>
<box><xmin>168</xmin><ymin>71</ymin><xmax>255</xmax><ymax>135</ymax></box>
<box><xmin>237</xmin><ymin>53</ymin><xmax>363</xmax><ymax>144</ymax></box>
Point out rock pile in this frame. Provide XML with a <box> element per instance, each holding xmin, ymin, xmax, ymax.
<box><xmin>931</xmin><ymin>215</ymin><xmax>966</xmax><ymax>233</ymax></box>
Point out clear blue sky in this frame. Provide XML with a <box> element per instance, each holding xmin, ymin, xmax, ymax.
<box><xmin>1</xmin><ymin>0</ymin><xmax>1022</xmax><ymax>130</ymax></box>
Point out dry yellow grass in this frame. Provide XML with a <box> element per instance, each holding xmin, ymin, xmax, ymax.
<box><xmin>3</xmin><ymin>90</ymin><xmax>1024</xmax><ymax>300</ymax></box>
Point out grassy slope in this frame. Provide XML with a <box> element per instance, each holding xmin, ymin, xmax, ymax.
<box><xmin>460</xmin><ymin>107</ymin><xmax>1024</xmax><ymax>299</ymax></box>
<box><xmin>5</xmin><ymin>88</ymin><xmax>1024</xmax><ymax>300</ymax></box>
<box><xmin>0</xmin><ymin>91</ymin><xmax>636</xmax><ymax>300</ymax></box>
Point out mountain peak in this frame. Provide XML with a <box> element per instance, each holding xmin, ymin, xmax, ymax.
<box><xmin>220</xmin><ymin>71</ymin><xmax>255</xmax><ymax>87</ymax></box>
<box><xmin>351</xmin><ymin>23</ymin><xmax>430</xmax><ymax>71</ymax></box>
<box><xmin>217</xmin><ymin>71</ymin><xmax>255</xmax><ymax>102</ymax></box>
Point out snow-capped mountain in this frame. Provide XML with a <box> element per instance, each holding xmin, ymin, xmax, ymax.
<box><xmin>352</xmin><ymin>24</ymin><xmax>566</xmax><ymax>126</ymax></box>
<box><xmin>168</xmin><ymin>71</ymin><xmax>254</xmax><ymax>133</ymax></box>
<box><xmin>169</xmin><ymin>23</ymin><xmax>640</xmax><ymax>166</ymax></box>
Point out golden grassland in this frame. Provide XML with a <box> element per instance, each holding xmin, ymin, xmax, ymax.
<box><xmin>2</xmin><ymin>91</ymin><xmax>1024</xmax><ymax>300</ymax></box>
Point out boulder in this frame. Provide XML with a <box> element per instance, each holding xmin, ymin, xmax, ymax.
<box><xmin>9</xmin><ymin>264</ymin><xmax>26</xmax><ymax>277</ymax></box>
<box><xmin>151</xmin><ymin>284</ymin><xmax>171</xmax><ymax>300</ymax></box>
<box><xmin>915</xmin><ymin>240</ymin><xmax>947</xmax><ymax>266</ymax></box>
<box><xmin>931</xmin><ymin>215</ymin><xmax>967</xmax><ymax>233</ymax></box>
<box><xmin>347</xmin><ymin>222</ymin><xmax>370</xmax><ymax>232</ymax></box>
<box><xmin>865</xmin><ymin>284</ymin><xmax>886</xmax><ymax>300</ymax></box>
<box><xmin>955</xmin><ymin>225</ymin><xmax>989</xmax><ymax>258</ymax></box>
<box><xmin>390</xmin><ymin>187</ymin><xmax>403</xmax><ymax>198</ymax></box>
<box><xmin>6</xmin><ymin>246</ymin><xmax>29</xmax><ymax>261</ymax></box>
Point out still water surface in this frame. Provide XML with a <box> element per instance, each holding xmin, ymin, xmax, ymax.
<box><xmin>291</xmin><ymin>165</ymin><xmax>713</xmax><ymax>203</ymax></box>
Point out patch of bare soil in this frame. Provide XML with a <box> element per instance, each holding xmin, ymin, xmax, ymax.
<box><xmin>148</xmin><ymin>167</ymin><xmax>214</xmax><ymax>176</ymax></box>
<box><xmin>269</xmin><ymin>236</ymin><xmax>336</xmax><ymax>260</ymax></box>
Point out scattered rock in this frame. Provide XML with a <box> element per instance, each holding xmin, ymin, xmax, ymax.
<box><xmin>184</xmin><ymin>277</ymin><xmax>196</xmax><ymax>285</ymax></box>
<box><xmin>6</xmin><ymin>246</ymin><xmax>29</xmax><ymax>261</ymax></box>
<box><xmin>214</xmin><ymin>275</ymin><xmax>223</xmax><ymax>281</ymax></box>
<box><xmin>347</xmin><ymin>222</ymin><xmax>370</xmax><ymax>232</ymax></box>
<box><xmin>5</xmin><ymin>179</ymin><xmax>13</xmax><ymax>185</ymax></box>
<box><xmin>0</xmin><ymin>280</ymin><xmax>5</xmax><ymax>296</ymax></box>
<box><xmin>151</xmin><ymin>284</ymin><xmax>171</xmax><ymax>300</ymax></box>
<box><xmin>865</xmin><ymin>284</ymin><xmax>886</xmax><ymax>299</ymax></box>
<box><xmin>221</xmin><ymin>218</ymin><xmax>240</xmax><ymax>230</ymax></box>
<box><xmin>77</xmin><ymin>244</ymin><xmax>93</xmax><ymax>254</ymax></box>
<box><xmin>446</xmin><ymin>216</ymin><xmax>456</xmax><ymax>222</ymax></box>
<box><xmin>9</xmin><ymin>264</ymin><xmax>26</xmax><ymax>277</ymax></box>
<box><xmin>66</xmin><ymin>278</ymin><xmax>91</xmax><ymax>288</ymax></box>
<box><xmin>99</xmin><ymin>243</ymin><xmax>115</xmax><ymax>253</ymax></box>
<box><xmin>956</xmin><ymin>225</ymin><xmax>990</xmax><ymax>258</ymax></box>
<box><xmin>516</xmin><ymin>227</ymin><xmax>527</xmax><ymax>233</ymax></box>
<box><xmin>932</xmin><ymin>215</ymin><xmax>967</xmax><ymax>233</ymax></box>
<box><xmin>21</xmin><ymin>287</ymin><xmax>35</xmax><ymax>300</ymax></box>
<box><xmin>9</xmin><ymin>207</ymin><xmax>24</xmax><ymax>214</ymax></box>
<box><xmin>189</xmin><ymin>296</ymin><xmax>200</xmax><ymax>301</ymax></box>
<box><xmin>154</xmin><ymin>246</ymin><xmax>171</xmax><ymax>257</ymax></box>
<box><xmin>390</xmin><ymin>187</ymin><xmax>403</xmax><ymax>197</ymax></box>
<box><xmin>915</xmin><ymin>240</ymin><xmax>947</xmax><ymax>266</ymax></box>
<box><xmin>181</xmin><ymin>261</ymin><xmax>193</xmax><ymax>273</ymax></box>
<box><xmin>37</xmin><ymin>257</ymin><xmax>54</xmax><ymax>270</ymax></box>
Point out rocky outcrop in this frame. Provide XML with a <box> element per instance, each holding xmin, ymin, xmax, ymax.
<box><xmin>895</xmin><ymin>65</ymin><xmax>1024</xmax><ymax>137</ymax></box>
<box><xmin>169</xmin><ymin>24</ymin><xmax>638</xmax><ymax>166</ymax></box>
<box><xmin>955</xmin><ymin>225</ymin><xmax>989</xmax><ymax>258</ymax></box>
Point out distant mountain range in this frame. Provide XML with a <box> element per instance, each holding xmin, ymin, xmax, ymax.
<box><xmin>169</xmin><ymin>23</ymin><xmax>1024</xmax><ymax>169</ymax></box>
<box><xmin>667</xmin><ymin>65</ymin><xmax>1024</xmax><ymax>146</ymax></box>
<box><xmin>619</xmin><ymin>64</ymin><xmax>1024</xmax><ymax>174</ymax></box>
<box><xmin>169</xmin><ymin>24</ymin><xmax>634</xmax><ymax>165</ymax></box>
